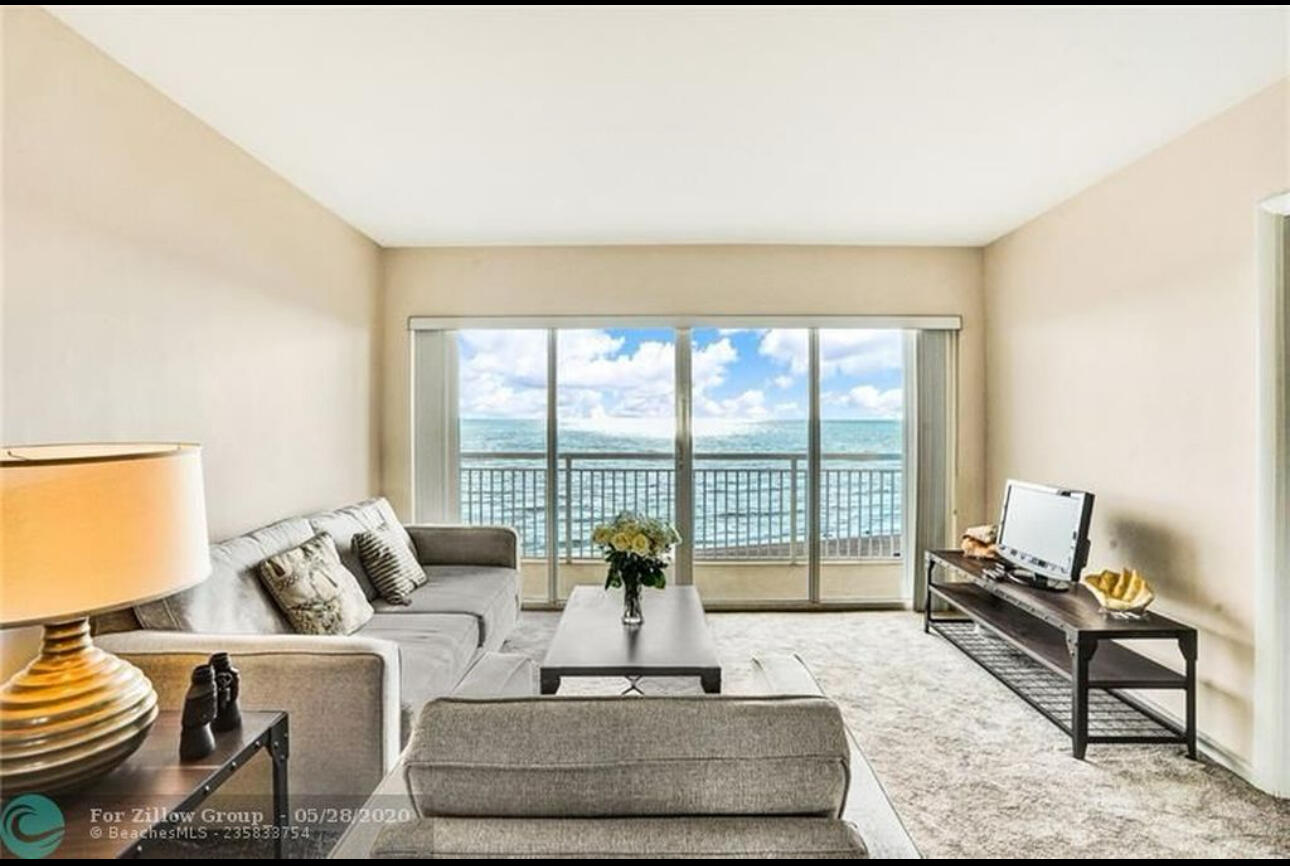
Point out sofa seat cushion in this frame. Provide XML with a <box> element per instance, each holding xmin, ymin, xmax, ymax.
<box><xmin>307</xmin><ymin>498</ymin><xmax>414</xmax><ymax>600</ymax></box>
<box><xmin>370</xmin><ymin>566</ymin><xmax>520</xmax><ymax>651</ymax></box>
<box><xmin>135</xmin><ymin>516</ymin><xmax>313</xmax><ymax>634</ymax></box>
<box><xmin>451</xmin><ymin>652</ymin><xmax>537</xmax><ymax>699</ymax></box>
<box><xmin>357</xmin><ymin>612</ymin><xmax>480</xmax><ymax>741</ymax></box>
<box><xmin>371</xmin><ymin>816</ymin><xmax>867</xmax><ymax>859</ymax></box>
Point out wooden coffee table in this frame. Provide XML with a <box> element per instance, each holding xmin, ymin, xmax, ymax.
<box><xmin>540</xmin><ymin>585</ymin><xmax>721</xmax><ymax>695</ymax></box>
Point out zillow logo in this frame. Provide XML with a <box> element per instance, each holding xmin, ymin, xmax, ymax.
<box><xmin>1</xmin><ymin>794</ymin><xmax>64</xmax><ymax>859</ymax></box>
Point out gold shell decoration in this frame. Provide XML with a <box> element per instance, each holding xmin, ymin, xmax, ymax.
<box><xmin>960</xmin><ymin>524</ymin><xmax>998</xmax><ymax>559</ymax></box>
<box><xmin>1081</xmin><ymin>568</ymin><xmax>1155</xmax><ymax>615</ymax></box>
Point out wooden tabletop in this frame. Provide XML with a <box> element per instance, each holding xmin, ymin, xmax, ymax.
<box><xmin>541</xmin><ymin>585</ymin><xmax>721</xmax><ymax>677</ymax></box>
<box><xmin>928</xmin><ymin>549</ymin><xmax>1195</xmax><ymax>638</ymax></box>
<box><xmin>45</xmin><ymin>710</ymin><xmax>286</xmax><ymax>859</ymax></box>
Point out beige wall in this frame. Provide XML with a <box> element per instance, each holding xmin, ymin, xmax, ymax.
<box><xmin>381</xmin><ymin>244</ymin><xmax>987</xmax><ymax>535</ymax></box>
<box><xmin>983</xmin><ymin>80</ymin><xmax>1288</xmax><ymax>768</ymax></box>
<box><xmin>2</xmin><ymin>8</ymin><xmax>383</xmax><ymax>673</ymax></box>
<box><xmin>2</xmin><ymin>7</ymin><xmax>382</xmax><ymax>538</ymax></box>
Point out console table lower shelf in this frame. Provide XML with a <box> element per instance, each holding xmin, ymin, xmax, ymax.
<box><xmin>925</xmin><ymin>550</ymin><xmax>1196</xmax><ymax>760</ymax></box>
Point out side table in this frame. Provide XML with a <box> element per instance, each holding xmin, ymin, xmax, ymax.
<box><xmin>40</xmin><ymin>710</ymin><xmax>289</xmax><ymax>859</ymax></box>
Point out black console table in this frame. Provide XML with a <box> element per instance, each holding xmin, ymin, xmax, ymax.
<box><xmin>925</xmin><ymin>550</ymin><xmax>1196</xmax><ymax>759</ymax></box>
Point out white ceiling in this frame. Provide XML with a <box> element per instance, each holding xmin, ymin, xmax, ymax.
<box><xmin>47</xmin><ymin>5</ymin><xmax>1288</xmax><ymax>247</ymax></box>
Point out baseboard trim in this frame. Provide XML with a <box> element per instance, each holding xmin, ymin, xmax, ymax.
<box><xmin>1127</xmin><ymin>691</ymin><xmax>1255</xmax><ymax>784</ymax></box>
<box><xmin>521</xmin><ymin>599</ymin><xmax>910</xmax><ymax>613</ymax></box>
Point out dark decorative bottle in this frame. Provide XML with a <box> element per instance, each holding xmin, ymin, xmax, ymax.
<box><xmin>209</xmin><ymin>652</ymin><xmax>242</xmax><ymax>732</ymax></box>
<box><xmin>179</xmin><ymin>664</ymin><xmax>218</xmax><ymax>761</ymax></box>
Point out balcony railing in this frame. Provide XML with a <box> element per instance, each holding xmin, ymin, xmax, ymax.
<box><xmin>458</xmin><ymin>451</ymin><xmax>902</xmax><ymax>562</ymax></box>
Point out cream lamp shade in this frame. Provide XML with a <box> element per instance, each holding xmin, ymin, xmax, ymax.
<box><xmin>1</xmin><ymin>443</ymin><xmax>211</xmax><ymax>794</ymax></box>
<box><xmin>1</xmin><ymin>442</ymin><xmax>211</xmax><ymax>626</ymax></box>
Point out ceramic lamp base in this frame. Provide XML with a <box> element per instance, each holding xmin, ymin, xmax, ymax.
<box><xmin>0</xmin><ymin>618</ymin><xmax>158</xmax><ymax>794</ymax></box>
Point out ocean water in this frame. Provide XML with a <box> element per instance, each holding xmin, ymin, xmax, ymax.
<box><xmin>460</xmin><ymin>417</ymin><xmax>902</xmax><ymax>458</ymax></box>
<box><xmin>457</xmin><ymin>418</ymin><xmax>904</xmax><ymax>558</ymax></box>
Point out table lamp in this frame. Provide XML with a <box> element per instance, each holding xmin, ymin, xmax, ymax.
<box><xmin>1</xmin><ymin>443</ymin><xmax>210</xmax><ymax>794</ymax></box>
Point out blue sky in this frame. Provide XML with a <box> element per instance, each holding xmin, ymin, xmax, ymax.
<box><xmin>457</xmin><ymin>327</ymin><xmax>903</xmax><ymax>421</ymax></box>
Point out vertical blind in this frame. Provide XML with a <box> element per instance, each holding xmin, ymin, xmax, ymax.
<box><xmin>412</xmin><ymin>329</ymin><xmax>460</xmax><ymax>523</ymax></box>
<box><xmin>904</xmin><ymin>329</ymin><xmax>958</xmax><ymax>610</ymax></box>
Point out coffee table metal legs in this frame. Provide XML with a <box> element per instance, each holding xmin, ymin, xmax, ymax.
<box><xmin>540</xmin><ymin>670</ymin><xmax>560</xmax><ymax>695</ymax></box>
<box><xmin>700</xmin><ymin>670</ymin><xmax>722</xmax><ymax>694</ymax></box>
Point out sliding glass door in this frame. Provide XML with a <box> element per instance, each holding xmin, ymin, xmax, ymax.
<box><xmin>691</xmin><ymin>327</ymin><xmax>810</xmax><ymax>603</ymax></box>
<box><xmin>818</xmin><ymin>329</ymin><xmax>905</xmax><ymax>602</ymax></box>
<box><xmin>417</xmin><ymin>320</ymin><xmax>918</xmax><ymax>607</ymax></box>
<box><xmin>556</xmin><ymin>328</ymin><xmax>675</xmax><ymax>599</ymax></box>
<box><xmin>454</xmin><ymin>329</ymin><xmax>549</xmax><ymax>602</ymax></box>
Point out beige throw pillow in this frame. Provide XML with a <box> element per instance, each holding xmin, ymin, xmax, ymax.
<box><xmin>257</xmin><ymin>532</ymin><xmax>373</xmax><ymax>635</ymax></box>
<box><xmin>354</xmin><ymin>524</ymin><xmax>425</xmax><ymax>605</ymax></box>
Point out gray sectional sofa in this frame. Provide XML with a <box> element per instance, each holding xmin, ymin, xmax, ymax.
<box><xmin>95</xmin><ymin>497</ymin><xmax>529</xmax><ymax>803</ymax></box>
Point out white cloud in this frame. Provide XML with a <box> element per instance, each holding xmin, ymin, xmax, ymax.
<box><xmin>822</xmin><ymin>385</ymin><xmax>904</xmax><ymax>419</ymax></box>
<box><xmin>459</xmin><ymin>328</ymin><xmax>902</xmax><ymax>422</ymax></box>
<box><xmin>458</xmin><ymin>330</ymin><xmax>548</xmax><ymax>418</ymax></box>
<box><xmin>459</xmin><ymin>329</ymin><xmax>903</xmax><ymax>423</ymax></box>
<box><xmin>758</xmin><ymin>329</ymin><xmax>809</xmax><ymax>375</ymax></box>
<box><xmin>759</xmin><ymin>329</ymin><xmax>902</xmax><ymax>379</ymax></box>
<box><xmin>692</xmin><ymin>337</ymin><xmax>737</xmax><ymax>397</ymax></box>
<box><xmin>558</xmin><ymin>330</ymin><xmax>677</xmax><ymax>419</ymax></box>
<box><xmin>458</xmin><ymin>329</ymin><xmax>548</xmax><ymax>386</ymax></box>
<box><xmin>699</xmin><ymin>388</ymin><xmax>769</xmax><ymax>419</ymax></box>
<box><xmin>460</xmin><ymin>329</ymin><xmax>749</xmax><ymax>421</ymax></box>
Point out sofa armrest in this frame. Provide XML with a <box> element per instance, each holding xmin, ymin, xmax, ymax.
<box><xmin>751</xmin><ymin>652</ymin><xmax>827</xmax><ymax>696</ymax></box>
<box><xmin>96</xmin><ymin>630</ymin><xmax>401</xmax><ymax>803</ymax></box>
<box><xmin>405</xmin><ymin>524</ymin><xmax>519</xmax><ymax>569</ymax></box>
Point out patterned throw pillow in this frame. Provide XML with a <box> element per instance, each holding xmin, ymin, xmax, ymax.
<box><xmin>257</xmin><ymin>532</ymin><xmax>374</xmax><ymax>635</ymax></box>
<box><xmin>354</xmin><ymin>524</ymin><xmax>425</xmax><ymax>605</ymax></box>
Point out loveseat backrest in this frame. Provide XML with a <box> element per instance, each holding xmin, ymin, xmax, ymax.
<box><xmin>403</xmin><ymin>695</ymin><xmax>852</xmax><ymax>819</ymax></box>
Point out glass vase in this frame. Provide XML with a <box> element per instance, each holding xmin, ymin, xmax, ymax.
<box><xmin>622</xmin><ymin>582</ymin><xmax>644</xmax><ymax>626</ymax></box>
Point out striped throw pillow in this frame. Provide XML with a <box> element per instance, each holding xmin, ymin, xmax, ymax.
<box><xmin>353</xmin><ymin>525</ymin><xmax>423</xmax><ymax>605</ymax></box>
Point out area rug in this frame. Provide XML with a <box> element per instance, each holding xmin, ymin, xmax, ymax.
<box><xmin>502</xmin><ymin>609</ymin><xmax>1290</xmax><ymax>859</ymax></box>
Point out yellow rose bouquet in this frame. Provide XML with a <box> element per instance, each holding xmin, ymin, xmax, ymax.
<box><xmin>591</xmin><ymin>511</ymin><xmax>680</xmax><ymax>625</ymax></box>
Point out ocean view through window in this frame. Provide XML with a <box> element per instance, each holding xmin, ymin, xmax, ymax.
<box><xmin>444</xmin><ymin>324</ymin><xmax>907</xmax><ymax>605</ymax></box>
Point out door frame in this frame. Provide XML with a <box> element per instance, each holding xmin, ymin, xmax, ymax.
<box><xmin>1255</xmin><ymin>194</ymin><xmax>1290</xmax><ymax>796</ymax></box>
<box><xmin>413</xmin><ymin>315</ymin><xmax>961</xmax><ymax>609</ymax></box>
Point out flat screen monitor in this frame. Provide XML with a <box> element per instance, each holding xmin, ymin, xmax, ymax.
<box><xmin>996</xmin><ymin>480</ymin><xmax>1094</xmax><ymax>585</ymax></box>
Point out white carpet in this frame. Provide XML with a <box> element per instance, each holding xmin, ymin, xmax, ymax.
<box><xmin>502</xmin><ymin>609</ymin><xmax>1290</xmax><ymax>859</ymax></box>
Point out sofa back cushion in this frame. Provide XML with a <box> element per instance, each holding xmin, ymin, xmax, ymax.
<box><xmin>403</xmin><ymin>696</ymin><xmax>851</xmax><ymax>818</ymax></box>
<box><xmin>308</xmin><ymin>498</ymin><xmax>414</xmax><ymax>600</ymax></box>
<box><xmin>134</xmin><ymin>517</ymin><xmax>312</xmax><ymax>633</ymax></box>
